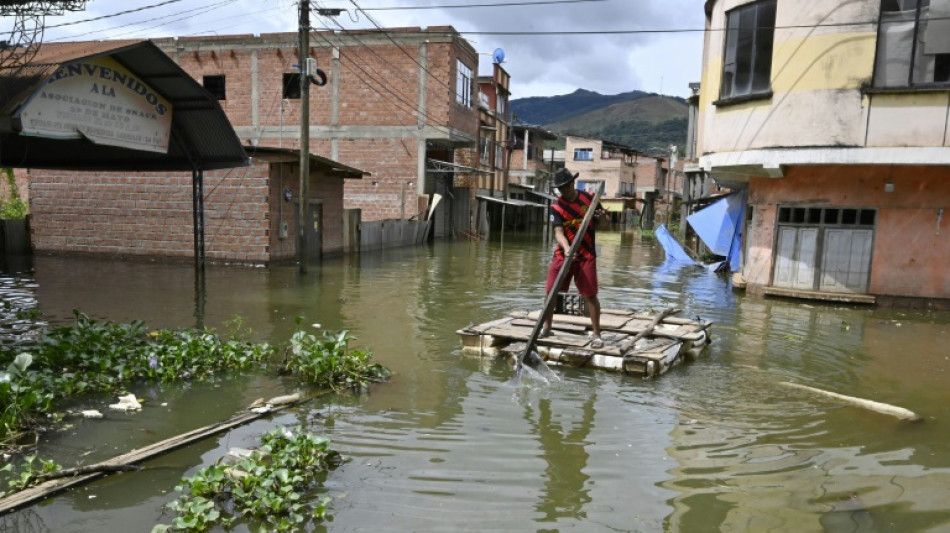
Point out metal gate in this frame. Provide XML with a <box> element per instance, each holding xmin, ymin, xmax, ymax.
<box><xmin>772</xmin><ymin>206</ymin><xmax>875</xmax><ymax>294</ymax></box>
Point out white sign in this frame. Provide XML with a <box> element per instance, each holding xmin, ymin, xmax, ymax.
<box><xmin>18</xmin><ymin>56</ymin><xmax>173</xmax><ymax>153</ymax></box>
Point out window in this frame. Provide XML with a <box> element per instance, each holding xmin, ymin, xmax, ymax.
<box><xmin>480</xmin><ymin>137</ymin><xmax>490</xmax><ymax>165</ymax></box>
<box><xmin>875</xmin><ymin>0</ymin><xmax>950</xmax><ymax>87</ymax></box>
<box><xmin>203</xmin><ymin>75</ymin><xmax>226</xmax><ymax>100</ymax></box>
<box><xmin>283</xmin><ymin>73</ymin><xmax>301</xmax><ymax>99</ymax></box>
<box><xmin>778</xmin><ymin>207</ymin><xmax>876</xmax><ymax>227</ymax></box>
<box><xmin>573</xmin><ymin>148</ymin><xmax>593</xmax><ymax>161</ymax></box>
<box><xmin>456</xmin><ymin>60</ymin><xmax>473</xmax><ymax>106</ymax></box>
<box><xmin>720</xmin><ymin>0</ymin><xmax>776</xmax><ymax>100</ymax></box>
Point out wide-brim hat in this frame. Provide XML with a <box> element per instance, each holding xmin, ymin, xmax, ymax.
<box><xmin>552</xmin><ymin>168</ymin><xmax>578</xmax><ymax>188</ymax></box>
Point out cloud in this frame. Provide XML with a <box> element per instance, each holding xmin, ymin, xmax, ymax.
<box><xmin>339</xmin><ymin>0</ymin><xmax>706</xmax><ymax>98</ymax></box>
<box><xmin>37</xmin><ymin>0</ymin><xmax>706</xmax><ymax>98</ymax></box>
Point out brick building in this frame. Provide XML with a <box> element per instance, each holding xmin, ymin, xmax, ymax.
<box><xmin>152</xmin><ymin>28</ymin><xmax>480</xmax><ymax>240</ymax></box>
<box><xmin>10</xmin><ymin>27</ymin><xmax>482</xmax><ymax>262</ymax></box>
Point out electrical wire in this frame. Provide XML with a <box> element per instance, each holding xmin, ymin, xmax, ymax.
<box><xmin>45</xmin><ymin>0</ymin><xmax>187</xmax><ymax>30</ymax></box>
<box><xmin>308</xmin><ymin>8</ymin><xmax>465</xmax><ymax>140</ymax></box>
<box><xmin>47</xmin><ymin>0</ymin><xmax>240</xmax><ymax>42</ymax></box>
<box><xmin>353</xmin><ymin>0</ymin><xmax>607</xmax><ymax>11</ymax></box>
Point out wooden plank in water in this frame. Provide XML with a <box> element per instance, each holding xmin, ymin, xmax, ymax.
<box><xmin>616</xmin><ymin>321</ymin><xmax>707</xmax><ymax>342</ymax></box>
<box><xmin>0</xmin><ymin>398</ymin><xmax>308</xmax><ymax>516</ymax></box>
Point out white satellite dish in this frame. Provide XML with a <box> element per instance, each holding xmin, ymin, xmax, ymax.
<box><xmin>492</xmin><ymin>48</ymin><xmax>505</xmax><ymax>64</ymax></box>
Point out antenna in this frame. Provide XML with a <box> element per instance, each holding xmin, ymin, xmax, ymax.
<box><xmin>492</xmin><ymin>48</ymin><xmax>505</xmax><ymax>64</ymax></box>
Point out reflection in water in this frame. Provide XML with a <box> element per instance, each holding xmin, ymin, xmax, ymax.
<box><xmin>1</xmin><ymin>230</ymin><xmax>950</xmax><ymax>532</ymax></box>
<box><xmin>526</xmin><ymin>383</ymin><xmax>595</xmax><ymax>523</ymax></box>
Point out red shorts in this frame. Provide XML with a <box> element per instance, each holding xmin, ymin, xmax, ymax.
<box><xmin>546</xmin><ymin>255</ymin><xmax>598</xmax><ymax>298</ymax></box>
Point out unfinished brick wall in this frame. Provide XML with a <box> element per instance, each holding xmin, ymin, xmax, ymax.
<box><xmin>156</xmin><ymin>29</ymin><xmax>479</xmax><ymax>223</ymax></box>
<box><xmin>29</xmin><ymin>166</ymin><xmax>271</xmax><ymax>263</ymax></box>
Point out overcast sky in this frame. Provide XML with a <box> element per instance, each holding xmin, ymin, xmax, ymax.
<box><xmin>37</xmin><ymin>0</ymin><xmax>706</xmax><ymax>99</ymax></box>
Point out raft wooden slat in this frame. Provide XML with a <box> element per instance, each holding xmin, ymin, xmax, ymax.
<box><xmin>510</xmin><ymin>318</ymin><xmax>587</xmax><ymax>334</ymax></box>
<box><xmin>0</xmin><ymin>399</ymin><xmax>306</xmax><ymax>516</ymax></box>
<box><xmin>523</xmin><ymin>311</ymin><xmax>631</xmax><ymax>329</ymax></box>
<box><xmin>458</xmin><ymin>306</ymin><xmax>712</xmax><ymax>378</ymax></box>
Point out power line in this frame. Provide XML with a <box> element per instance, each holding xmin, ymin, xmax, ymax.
<box><xmin>45</xmin><ymin>0</ymin><xmax>187</xmax><ymax>29</ymax></box>
<box><xmin>443</xmin><ymin>17</ymin><xmax>950</xmax><ymax>36</ymax></box>
<box><xmin>47</xmin><ymin>0</ymin><xmax>239</xmax><ymax>42</ymax></box>
<box><xmin>352</xmin><ymin>0</ymin><xmax>607</xmax><ymax>11</ymax></box>
<box><xmin>334</xmin><ymin>0</ymin><xmax>457</xmax><ymax>95</ymax></box>
<box><xmin>309</xmin><ymin>1</ymin><xmax>467</xmax><ymax>139</ymax></box>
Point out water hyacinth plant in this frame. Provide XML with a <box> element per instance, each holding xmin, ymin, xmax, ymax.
<box><xmin>283</xmin><ymin>328</ymin><xmax>391</xmax><ymax>392</ymax></box>
<box><xmin>0</xmin><ymin>311</ymin><xmax>391</xmax><ymax>448</ymax></box>
<box><xmin>0</xmin><ymin>311</ymin><xmax>275</xmax><ymax>444</ymax></box>
<box><xmin>155</xmin><ymin>427</ymin><xmax>341</xmax><ymax>532</ymax></box>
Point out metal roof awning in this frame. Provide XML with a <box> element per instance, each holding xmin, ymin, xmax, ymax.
<box><xmin>529</xmin><ymin>190</ymin><xmax>557</xmax><ymax>201</ymax></box>
<box><xmin>0</xmin><ymin>39</ymin><xmax>249</xmax><ymax>269</ymax></box>
<box><xmin>0</xmin><ymin>40</ymin><xmax>247</xmax><ymax>171</ymax></box>
<box><xmin>246</xmin><ymin>146</ymin><xmax>368</xmax><ymax>179</ymax></box>
<box><xmin>476</xmin><ymin>194</ymin><xmax>547</xmax><ymax>208</ymax></box>
<box><xmin>427</xmin><ymin>158</ymin><xmax>491</xmax><ymax>174</ymax></box>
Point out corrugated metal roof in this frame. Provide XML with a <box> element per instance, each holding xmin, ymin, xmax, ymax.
<box><xmin>0</xmin><ymin>40</ymin><xmax>247</xmax><ymax>171</ymax></box>
<box><xmin>476</xmin><ymin>194</ymin><xmax>547</xmax><ymax>208</ymax></box>
<box><xmin>246</xmin><ymin>146</ymin><xmax>369</xmax><ymax>180</ymax></box>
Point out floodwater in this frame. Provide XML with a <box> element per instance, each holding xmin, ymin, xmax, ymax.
<box><xmin>1</xmin><ymin>230</ymin><xmax>949</xmax><ymax>532</ymax></box>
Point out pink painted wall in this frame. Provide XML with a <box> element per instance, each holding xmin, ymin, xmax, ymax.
<box><xmin>746</xmin><ymin>165</ymin><xmax>950</xmax><ymax>299</ymax></box>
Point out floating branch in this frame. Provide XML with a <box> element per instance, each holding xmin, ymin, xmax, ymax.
<box><xmin>780</xmin><ymin>382</ymin><xmax>922</xmax><ymax>422</ymax></box>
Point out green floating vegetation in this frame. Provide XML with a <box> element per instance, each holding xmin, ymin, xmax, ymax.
<box><xmin>0</xmin><ymin>311</ymin><xmax>390</xmax><ymax>446</ymax></box>
<box><xmin>282</xmin><ymin>328</ymin><xmax>391</xmax><ymax>393</ymax></box>
<box><xmin>153</xmin><ymin>427</ymin><xmax>340</xmax><ymax>532</ymax></box>
<box><xmin>0</xmin><ymin>455</ymin><xmax>63</xmax><ymax>498</ymax></box>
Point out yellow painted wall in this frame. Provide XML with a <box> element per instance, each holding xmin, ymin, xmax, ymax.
<box><xmin>698</xmin><ymin>1</ymin><xmax>950</xmax><ymax>155</ymax></box>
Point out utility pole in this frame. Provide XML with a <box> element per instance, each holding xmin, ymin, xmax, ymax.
<box><xmin>297</xmin><ymin>0</ymin><xmax>311</xmax><ymax>273</ymax></box>
<box><xmin>666</xmin><ymin>145</ymin><xmax>677</xmax><ymax>227</ymax></box>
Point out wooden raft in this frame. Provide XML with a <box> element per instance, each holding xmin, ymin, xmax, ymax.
<box><xmin>457</xmin><ymin>306</ymin><xmax>712</xmax><ymax>377</ymax></box>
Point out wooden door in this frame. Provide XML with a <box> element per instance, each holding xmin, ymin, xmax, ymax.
<box><xmin>306</xmin><ymin>201</ymin><xmax>322</xmax><ymax>261</ymax></box>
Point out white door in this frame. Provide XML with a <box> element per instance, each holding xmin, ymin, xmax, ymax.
<box><xmin>819</xmin><ymin>229</ymin><xmax>873</xmax><ymax>293</ymax></box>
<box><xmin>773</xmin><ymin>226</ymin><xmax>818</xmax><ymax>290</ymax></box>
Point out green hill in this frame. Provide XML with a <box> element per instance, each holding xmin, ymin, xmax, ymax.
<box><xmin>511</xmin><ymin>90</ymin><xmax>689</xmax><ymax>155</ymax></box>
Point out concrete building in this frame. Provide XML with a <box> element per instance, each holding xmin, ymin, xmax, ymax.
<box><xmin>697</xmin><ymin>0</ymin><xmax>950</xmax><ymax>307</ymax></box>
<box><xmin>562</xmin><ymin>135</ymin><xmax>641</xmax><ymax>225</ymax></box>
<box><xmin>508</xmin><ymin>124</ymin><xmax>558</xmax><ymax>194</ymax></box>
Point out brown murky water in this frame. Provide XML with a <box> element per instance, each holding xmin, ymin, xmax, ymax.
<box><xmin>2</xmin><ymin>231</ymin><xmax>949</xmax><ymax>532</ymax></box>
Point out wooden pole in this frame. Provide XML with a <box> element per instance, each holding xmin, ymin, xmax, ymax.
<box><xmin>297</xmin><ymin>0</ymin><xmax>311</xmax><ymax>273</ymax></box>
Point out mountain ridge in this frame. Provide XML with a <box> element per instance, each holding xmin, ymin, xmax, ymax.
<box><xmin>510</xmin><ymin>89</ymin><xmax>688</xmax><ymax>154</ymax></box>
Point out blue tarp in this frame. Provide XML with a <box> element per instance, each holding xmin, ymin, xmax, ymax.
<box><xmin>685</xmin><ymin>191</ymin><xmax>745</xmax><ymax>272</ymax></box>
<box><xmin>655</xmin><ymin>225</ymin><xmax>697</xmax><ymax>265</ymax></box>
